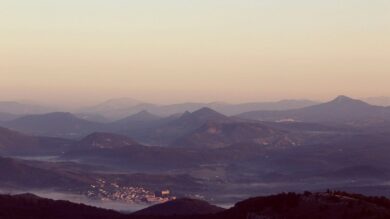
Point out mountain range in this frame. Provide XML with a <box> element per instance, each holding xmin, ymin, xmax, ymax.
<box><xmin>2</xmin><ymin>96</ymin><xmax>390</xmax><ymax>123</ymax></box>
<box><xmin>2</xmin><ymin>95</ymin><xmax>390</xmax><ymax>148</ymax></box>
<box><xmin>0</xmin><ymin>127</ymin><xmax>72</xmax><ymax>156</ymax></box>
<box><xmin>0</xmin><ymin>156</ymin><xmax>92</xmax><ymax>189</ymax></box>
<box><xmin>238</xmin><ymin>95</ymin><xmax>390</xmax><ymax>125</ymax></box>
<box><xmin>2</xmin><ymin>95</ymin><xmax>390</xmax><ymax>208</ymax></box>
<box><xmin>172</xmin><ymin>121</ymin><xmax>301</xmax><ymax>149</ymax></box>
<box><xmin>2</xmin><ymin>112</ymin><xmax>104</xmax><ymax>138</ymax></box>
<box><xmin>79</xmin><ymin>98</ymin><xmax>318</xmax><ymax>120</ymax></box>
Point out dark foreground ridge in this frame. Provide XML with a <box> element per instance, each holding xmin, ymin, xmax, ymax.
<box><xmin>1</xmin><ymin>191</ymin><xmax>390</xmax><ymax>219</ymax></box>
<box><xmin>133</xmin><ymin>198</ymin><xmax>225</xmax><ymax>216</ymax></box>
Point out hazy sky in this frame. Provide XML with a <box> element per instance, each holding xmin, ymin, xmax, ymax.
<box><xmin>1</xmin><ymin>0</ymin><xmax>389</xmax><ymax>106</ymax></box>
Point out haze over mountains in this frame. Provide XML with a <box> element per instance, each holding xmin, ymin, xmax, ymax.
<box><xmin>2</xmin><ymin>95</ymin><xmax>390</xmax><ymax>141</ymax></box>
<box><xmin>1</xmin><ymin>96</ymin><xmax>389</xmax><ymax>122</ymax></box>
<box><xmin>2</xmin><ymin>112</ymin><xmax>104</xmax><ymax>138</ymax></box>
<box><xmin>3</xmin><ymin>0</ymin><xmax>389</xmax><ymax>216</ymax></box>
<box><xmin>0</xmin><ymin>101</ymin><xmax>55</xmax><ymax>115</ymax></box>
<box><xmin>0</xmin><ymin>98</ymin><xmax>319</xmax><ymax>121</ymax></box>
<box><xmin>0</xmin><ymin>127</ymin><xmax>72</xmax><ymax>156</ymax></box>
<box><xmin>79</xmin><ymin>98</ymin><xmax>319</xmax><ymax>120</ymax></box>
<box><xmin>238</xmin><ymin>96</ymin><xmax>390</xmax><ymax>125</ymax></box>
<box><xmin>2</xmin><ymin>95</ymin><xmax>390</xmax><ymax>216</ymax></box>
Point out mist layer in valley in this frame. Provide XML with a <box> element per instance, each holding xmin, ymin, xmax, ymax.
<box><xmin>2</xmin><ymin>96</ymin><xmax>390</xmax><ymax>210</ymax></box>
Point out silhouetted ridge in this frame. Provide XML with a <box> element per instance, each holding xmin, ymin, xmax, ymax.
<box><xmin>181</xmin><ymin>111</ymin><xmax>191</xmax><ymax>117</ymax></box>
<box><xmin>0</xmin><ymin>156</ymin><xmax>88</xmax><ymax>189</ymax></box>
<box><xmin>134</xmin><ymin>198</ymin><xmax>225</xmax><ymax>216</ymax></box>
<box><xmin>4</xmin><ymin>112</ymin><xmax>103</xmax><ymax>138</ymax></box>
<box><xmin>0</xmin><ymin>193</ymin><xmax>123</xmax><ymax>219</ymax></box>
<box><xmin>0</xmin><ymin>127</ymin><xmax>72</xmax><ymax>156</ymax></box>
<box><xmin>217</xmin><ymin>191</ymin><xmax>390</xmax><ymax>219</ymax></box>
<box><xmin>190</xmin><ymin>107</ymin><xmax>228</xmax><ymax>121</ymax></box>
<box><xmin>1</xmin><ymin>191</ymin><xmax>390</xmax><ymax>219</ymax></box>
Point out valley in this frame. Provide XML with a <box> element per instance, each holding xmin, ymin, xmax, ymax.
<box><xmin>1</xmin><ymin>96</ymin><xmax>390</xmax><ymax>211</ymax></box>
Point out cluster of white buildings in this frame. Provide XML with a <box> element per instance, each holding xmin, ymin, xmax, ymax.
<box><xmin>85</xmin><ymin>178</ymin><xmax>175</xmax><ymax>204</ymax></box>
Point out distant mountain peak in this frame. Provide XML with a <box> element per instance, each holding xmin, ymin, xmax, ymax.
<box><xmin>182</xmin><ymin>111</ymin><xmax>191</xmax><ymax>116</ymax></box>
<box><xmin>238</xmin><ymin>95</ymin><xmax>388</xmax><ymax>124</ymax></box>
<box><xmin>192</xmin><ymin>107</ymin><xmax>227</xmax><ymax>118</ymax></box>
<box><xmin>332</xmin><ymin>95</ymin><xmax>355</xmax><ymax>102</ymax></box>
<box><xmin>115</xmin><ymin>110</ymin><xmax>161</xmax><ymax>124</ymax></box>
<box><xmin>328</xmin><ymin>95</ymin><xmax>370</xmax><ymax>106</ymax></box>
<box><xmin>136</xmin><ymin>110</ymin><xmax>153</xmax><ymax>116</ymax></box>
<box><xmin>195</xmin><ymin>107</ymin><xmax>216</xmax><ymax>112</ymax></box>
<box><xmin>178</xmin><ymin>107</ymin><xmax>229</xmax><ymax>123</ymax></box>
<box><xmin>177</xmin><ymin>111</ymin><xmax>193</xmax><ymax>120</ymax></box>
<box><xmin>81</xmin><ymin>97</ymin><xmax>146</xmax><ymax>119</ymax></box>
<box><xmin>3</xmin><ymin>112</ymin><xmax>101</xmax><ymax>138</ymax></box>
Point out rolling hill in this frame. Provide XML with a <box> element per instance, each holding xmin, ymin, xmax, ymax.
<box><xmin>3</xmin><ymin>112</ymin><xmax>104</xmax><ymax>138</ymax></box>
<box><xmin>0</xmin><ymin>156</ymin><xmax>92</xmax><ymax>189</ymax></box>
<box><xmin>133</xmin><ymin>198</ymin><xmax>225</xmax><ymax>216</ymax></box>
<box><xmin>172</xmin><ymin>121</ymin><xmax>302</xmax><ymax>148</ymax></box>
<box><xmin>0</xmin><ymin>127</ymin><xmax>73</xmax><ymax>156</ymax></box>
<box><xmin>1</xmin><ymin>191</ymin><xmax>390</xmax><ymax>219</ymax></box>
<box><xmin>75</xmin><ymin>132</ymin><xmax>141</xmax><ymax>150</ymax></box>
<box><xmin>215</xmin><ymin>191</ymin><xmax>390</xmax><ymax>219</ymax></box>
<box><xmin>142</xmin><ymin>107</ymin><xmax>231</xmax><ymax>145</ymax></box>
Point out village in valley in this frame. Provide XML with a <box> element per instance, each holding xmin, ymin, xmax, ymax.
<box><xmin>85</xmin><ymin>179</ymin><xmax>176</xmax><ymax>204</ymax></box>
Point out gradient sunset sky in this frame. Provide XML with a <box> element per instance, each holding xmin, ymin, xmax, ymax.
<box><xmin>1</xmin><ymin>1</ymin><xmax>389</xmax><ymax>106</ymax></box>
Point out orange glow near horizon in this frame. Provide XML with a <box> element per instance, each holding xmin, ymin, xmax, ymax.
<box><xmin>1</xmin><ymin>1</ymin><xmax>390</xmax><ymax>106</ymax></box>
